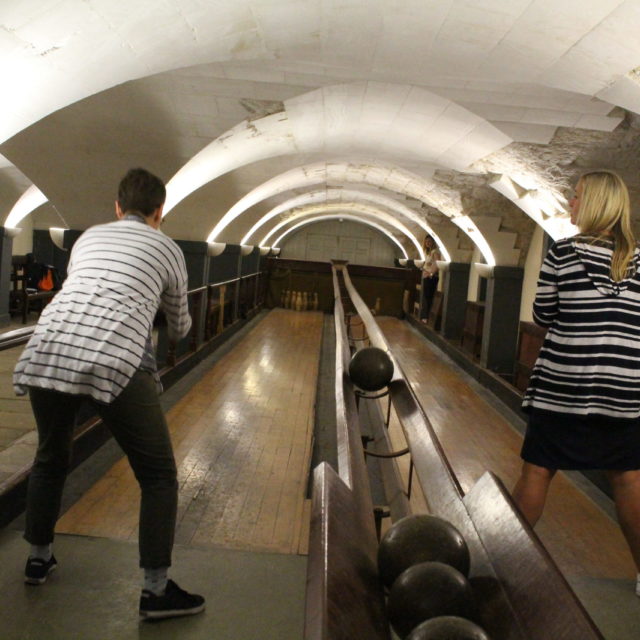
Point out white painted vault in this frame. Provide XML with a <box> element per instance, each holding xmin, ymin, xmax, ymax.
<box><xmin>1</xmin><ymin>0</ymin><xmax>640</xmax><ymax>266</ymax></box>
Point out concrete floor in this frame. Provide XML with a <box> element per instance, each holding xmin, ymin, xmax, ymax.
<box><xmin>570</xmin><ymin>575</ymin><xmax>640</xmax><ymax>640</ymax></box>
<box><xmin>0</xmin><ymin>528</ymin><xmax>307</xmax><ymax>640</ymax></box>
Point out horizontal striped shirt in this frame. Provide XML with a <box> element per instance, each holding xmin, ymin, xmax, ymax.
<box><xmin>522</xmin><ymin>236</ymin><xmax>640</xmax><ymax>421</ymax></box>
<box><xmin>13</xmin><ymin>217</ymin><xmax>191</xmax><ymax>404</ymax></box>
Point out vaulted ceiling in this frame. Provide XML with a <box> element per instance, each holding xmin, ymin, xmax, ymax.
<box><xmin>2</xmin><ymin>0</ymin><xmax>640</xmax><ymax>266</ymax></box>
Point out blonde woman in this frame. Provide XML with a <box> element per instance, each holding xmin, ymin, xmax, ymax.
<box><xmin>420</xmin><ymin>235</ymin><xmax>441</xmax><ymax>321</ymax></box>
<box><xmin>513</xmin><ymin>170</ymin><xmax>640</xmax><ymax>594</ymax></box>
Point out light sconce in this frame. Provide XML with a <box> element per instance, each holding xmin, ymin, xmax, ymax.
<box><xmin>49</xmin><ymin>227</ymin><xmax>67</xmax><ymax>250</ymax></box>
<box><xmin>207</xmin><ymin>242</ymin><xmax>226</xmax><ymax>257</ymax></box>
<box><xmin>474</xmin><ymin>263</ymin><xmax>494</xmax><ymax>278</ymax></box>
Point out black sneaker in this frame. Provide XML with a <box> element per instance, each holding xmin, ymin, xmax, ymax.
<box><xmin>24</xmin><ymin>555</ymin><xmax>57</xmax><ymax>585</ymax></box>
<box><xmin>139</xmin><ymin>579</ymin><xmax>205</xmax><ymax>620</ymax></box>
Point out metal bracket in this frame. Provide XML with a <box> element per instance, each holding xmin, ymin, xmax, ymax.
<box><xmin>355</xmin><ymin>388</ymin><xmax>392</xmax><ymax>427</ymax></box>
<box><xmin>373</xmin><ymin>506</ymin><xmax>391</xmax><ymax>541</ymax></box>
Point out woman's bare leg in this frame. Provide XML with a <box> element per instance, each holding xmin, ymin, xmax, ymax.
<box><xmin>512</xmin><ymin>462</ymin><xmax>557</xmax><ymax>526</ymax></box>
<box><xmin>607</xmin><ymin>470</ymin><xmax>640</xmax><ymax>573</ymax></box>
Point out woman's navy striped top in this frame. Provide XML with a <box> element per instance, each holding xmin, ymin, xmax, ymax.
<box><xmin>522</xmin><ymin>235</ymin><xmax>640</xmax><ymax>421</ymax></box>
<box><xmin>13</xmin><ymin>217</ymin><xmax>191</xmax><ymax>404</ymax></box>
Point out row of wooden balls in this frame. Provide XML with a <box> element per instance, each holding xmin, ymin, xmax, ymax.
<box><xmin>377</xmin><ymin>514</ymin><xmax>492</xmax><ymax>640</ymax></box>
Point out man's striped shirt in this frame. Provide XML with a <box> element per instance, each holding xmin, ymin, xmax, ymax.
<box><xmin>13</xmin><ymin>218</ymin><xmax>191</xmax><ymax>404</ymax></box>
<box><xmin>522</xmin><ymin>236</ymin><xmax>640</xmax><ymax>421</ymax></box>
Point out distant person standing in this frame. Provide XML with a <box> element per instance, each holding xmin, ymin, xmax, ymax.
<box><xmin>14</xmin><ymin>168</ymin><xmax>205</xmax><ymax>620</ymax></box>
<box><xmin>420</xmin><ymin>235</ymin><xmax>441</xmax><ymax>322</ymax></box>
<box><xmin>513</xmin><ymin>170</ymin><xmax>640</xmax><ymax>596</ymax></box>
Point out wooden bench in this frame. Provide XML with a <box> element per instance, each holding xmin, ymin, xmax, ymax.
<box><xmin>513</xmin><ymin>321</ymin><xmax>547</xmax><ymax>392</ymax></box>
<box><xmin>461</xmin><ymin>300</ymin><xmax>485</xmax><ymax>359</ymax></box>
<box><xmin>10</xmin><ymin>255</ymin><xmax>56</xmax><ymax>324</ymax></box>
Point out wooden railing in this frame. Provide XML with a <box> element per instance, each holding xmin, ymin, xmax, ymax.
<box><xmin>0</xmin><ymin>269</ymin><xmax>267</xmax><ymax>358</ymax></box>
<box><xmin>0</xmin><ymin>326</ymin><xmax>37</xmax><ymax>351</ymax></box>
<box><xmin>0</xmin><ymin>270</ymin><xmax>266</xmax><ymax>528</ymax></box>
<box><xmin>304</xmin><ymin>263</ymin><xmax>604</xmax><ymax>640</ymax></box>
<box><xmin>304</xmin><ymin>265</ymin><xmax>390</xmax><ymax>640</ymax></box>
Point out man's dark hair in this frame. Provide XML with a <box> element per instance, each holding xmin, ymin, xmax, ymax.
<box><xmin>117</xmin><ymin>168</ymin><xmax>166</xmax><ymax>216</ymax></box>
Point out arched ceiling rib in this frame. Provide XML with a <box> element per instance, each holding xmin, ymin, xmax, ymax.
<box><xmin>208</xmin><ymin>159</ymin><xmax>494</xmax><ymax>263</ymax></box>
<box><xmin>240</xmin><ymin>187</ymin><xmax>450</xmax><ymax>259</ymax></box>
<box><xmin>163</xmin><ymin>82</ymin><xmax>512</xmax><ymax>216</ymax></box>
<box><xmin>0</xmin><ymin>154</ymin><xmax>14</xmax><ymax>170</ymax></box>
<box><xmin>271</xmin><ymin>214</ymin><xmax>409</xmax><ymax>259</ymax></box>
<box><xmin>208</xmin><ymin>160</ymin><xmax>455</xmax><ymax>240</ymax></box>
<box><xmin>251</xmin><ymin>200</ymin><xmax>425</xmax><ymax>260</ymax></box>
<box><xmin>4</xmin><ymin>185</ymin><xmax>47</xmax><ymax>229</ymax></box>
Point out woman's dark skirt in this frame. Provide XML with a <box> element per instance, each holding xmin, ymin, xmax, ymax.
<box><xmin>521</xmin><ymin>409</ymin><xmax>640</xmax><ymax>470</ymax></box>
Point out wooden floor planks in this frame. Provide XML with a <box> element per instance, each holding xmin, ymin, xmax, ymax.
<box><xmin>56</xmin><ymin>309</ymin><xmax>323</xmax><ymax>556</ymax></box>
<box><xmin>53</xmin><ymin>309</ymin><xmax>634</xmax><ymax>584</ymax></box>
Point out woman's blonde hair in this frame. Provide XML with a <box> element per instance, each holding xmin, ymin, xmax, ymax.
<box><xmin>576</xmin><ymin>170</ymin><xmax>636</xmax><ymax>282</ymax></box>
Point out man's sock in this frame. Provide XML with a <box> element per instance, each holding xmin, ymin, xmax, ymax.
<box><xmin>29</xmin><ymin>544</ymin><xmax>52</xmax><ymax>562</ymax></box>
<box><xmin>635</xmin><ymin>573</ymin><xmax>640</xmax><ymax>596</ymax></box>
<box><xmin>143</xmin><ymin>567</ymin><xmax>168</xmax><ymax>596</ymax></box>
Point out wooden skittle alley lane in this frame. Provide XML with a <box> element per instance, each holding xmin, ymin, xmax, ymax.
<box><xmin>56</xmin><ymin>308</ymin><xmax>322</xmax><ymax>557</ymax></box>
<box><xmin>377</xmin><ymin>316</ymin><xmax>634</xmax><ymax>583</ymax></box>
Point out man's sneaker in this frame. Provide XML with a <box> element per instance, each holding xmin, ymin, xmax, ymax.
<box><xmin>24</xmin><ymin>555</ymin><xmax>57</xmax><ymax>585</ymax></box>
<box><xmin>139</xmin><ymin>579</ymin><xmax>205</xmax><ymax>620</ymax></box>
<box><xmin>635</xmin><ymin>573</ymin><xmax>640</xmax><ymax>597</ymax></box>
